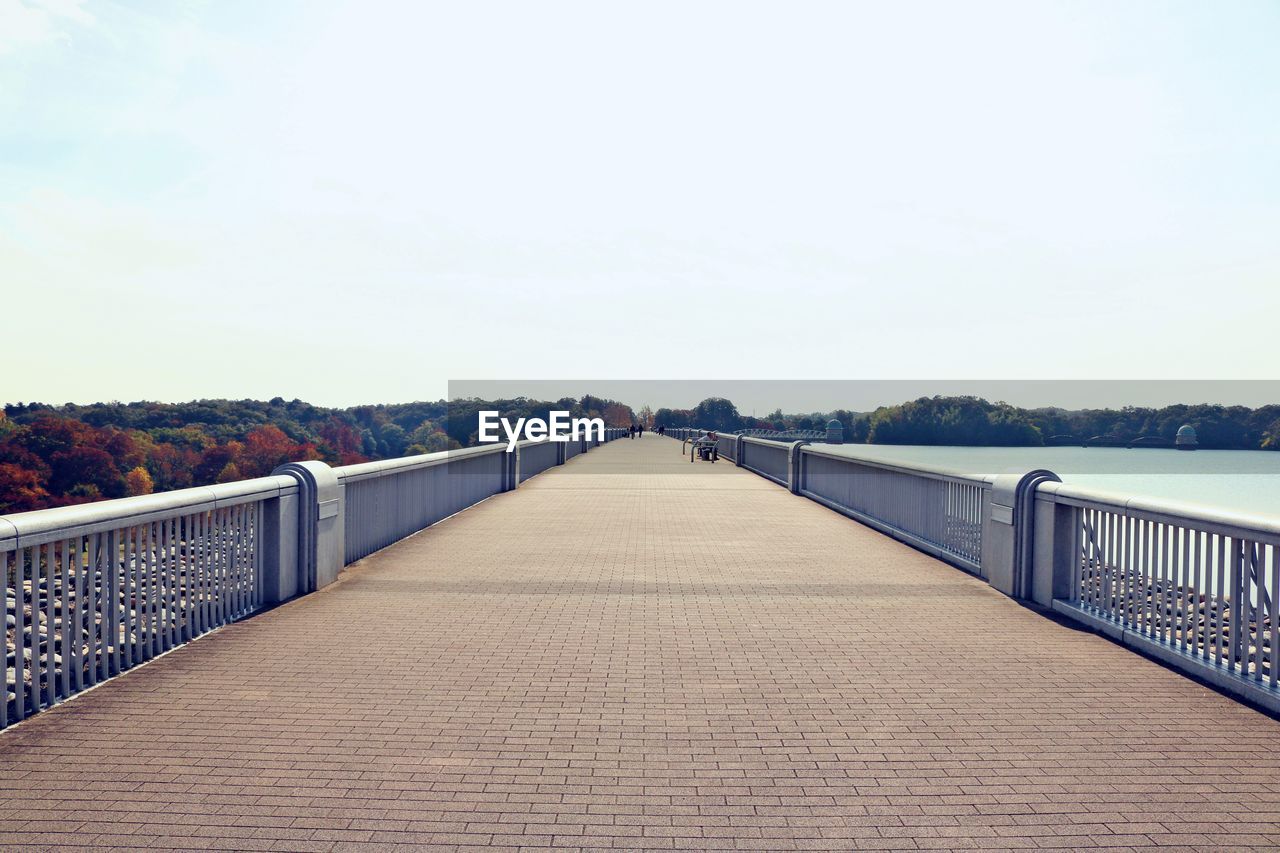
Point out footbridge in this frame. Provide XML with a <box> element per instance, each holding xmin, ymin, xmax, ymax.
<box><xmin>3</xmin><ymin>431</ymin><xmax>1280</xmax><ymax>849</ymax></box>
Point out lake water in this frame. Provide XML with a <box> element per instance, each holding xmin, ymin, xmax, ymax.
<box><xmin>818</xmin><ymin>445</ymin><xmax>1280</xmax><ymax>519</ymax></box>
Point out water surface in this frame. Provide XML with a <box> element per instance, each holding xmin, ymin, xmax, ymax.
<box><xmin>818</xmin><ymin>445</ymin><xmax>1280</xmax><ymax>519</ymax></box>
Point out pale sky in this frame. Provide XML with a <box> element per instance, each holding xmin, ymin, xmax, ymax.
<box><xmin>3</xmin><ymin>0</ymin><xmax>1279</xmax><ymax>409</ymax></box>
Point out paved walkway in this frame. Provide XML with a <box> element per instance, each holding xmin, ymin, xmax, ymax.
<box><xmin>3</xmin><ymin>435</ymin><xmax>1280</xmax><ymax>850</ymax></box>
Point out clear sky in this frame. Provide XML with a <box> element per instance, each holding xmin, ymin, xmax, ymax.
<box><xmin>3</xmin><ymin>0</ymin><xmax>1278</xmax><ymax>409</ymax></box>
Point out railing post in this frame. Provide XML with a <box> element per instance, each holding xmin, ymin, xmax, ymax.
<box><xmin>273</xmin><ymin>460</ymin><xmax>344</xmax><ymax>593</ymax></box>
<box><xmin>556</xmin><ymin>440</ymin><xmax>567</xmax><ymax>466</ymax></box>
<box><xmin>504</xmin><ymin>445</ymin><xmax>518</xmax><ymax>491</ymax></box>
<box><xmin>259</xmin><ymin>490</ymin><xmax>300</xmax><ymax>605</ymax></box>
<box><xmin>984</xmin><ymin>469</ymin><xmax>1061</xmax><ymax>600</ymax></box>
<box><xmin>788</xmin><ymin>441</ymin><xmax>808</xmax><ymax>494</ymax></box>
<box><xmin>1028</xmin><ymin>487</ymin><xmax>1078</xmax><ymax>608</ymax></box>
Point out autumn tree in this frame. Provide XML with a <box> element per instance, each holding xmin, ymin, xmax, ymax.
<box><xmin>49</xmin><ymin>447</ymin><xmax>127</xmax><ymax>500</ymax></box>
<box><xmin>125</xmin><ymin>466</ymin><xmax>154</xmax><ymax>496</ymax></box>
<box><xmin>240</xmin><ymin>425</ymin><xmax>315</xmax><ymax>477</ymax></box>
<box><xmin>602</xmin><ymin>403</ymin><xmax>633</xmax><ymax>428</ymax></box>
<box><xmin>0</xmin><ymin>463</ymin><xmax>51</xmax><ymax>512</ymax></box>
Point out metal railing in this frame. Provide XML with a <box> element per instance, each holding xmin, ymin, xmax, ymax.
<box><xmin>1038</xmin><ymin>484</ymin><xmax>1280</xmax><ymax>707</ymax></box>
<box><xmin>517</xmin><ymin>439</ymin><xmax>560</xmax><ymax>483</ymax></box>
<box><xmin>2</xmin><ymin>476</ymin><xmax>294</xmax><ymax>729</ymax></box>
<box><xmin>740</xmin><ymin>437</ymin><xmax>793</xmax><ymax>487</ymax></box>
<box><xmin>798</xmin><ymin>447</ymin><xmax>990</xmax><ymax>574</ymax></box>
<box><xmin>336</xmin><ymin>445</ymin><xmax>510</xmax><ymax>565</ymax></box>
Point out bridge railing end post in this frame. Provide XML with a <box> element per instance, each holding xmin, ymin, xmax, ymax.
<box><xmin>983</xmin><ymin>469</ymin><xmax>1062</xmax><ymax>601</ymax></box>
<box><xmin>272</xmin><ymin>460</ymin><xmax>344</xmax><ymax>593</ymax></box>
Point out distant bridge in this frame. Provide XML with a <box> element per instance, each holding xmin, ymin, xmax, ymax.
<box><xmin>2</xmin><ymin>429</ymin><xmax>1279</xmax><ymax>848</ymax></box>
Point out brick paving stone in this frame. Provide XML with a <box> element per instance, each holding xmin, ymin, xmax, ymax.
<box><xmin>2</xmin><ymin>435</ymin><xmax>1280</xmax><ymax>850</ymax></box>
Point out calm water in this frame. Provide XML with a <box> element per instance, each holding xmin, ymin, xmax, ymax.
<box><xmin>819</xmin><ymin>445</ymin><xmax>1280</xmax><ymax>519</ymax></box>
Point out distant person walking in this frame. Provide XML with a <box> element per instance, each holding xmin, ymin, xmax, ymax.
<box><xmin>637</xmin><ymin>424</ymin><xmax>644</xmax><ymax>437</ymax></box>
<box><xmin>658</xmin><ymin>425</ymin><xmax>665</xmax><ymax>436</ymax></box>
<box><xmin>629</xmin><ymin>424</ymin><xmax>636</xmax><ymax>439</ymax></box>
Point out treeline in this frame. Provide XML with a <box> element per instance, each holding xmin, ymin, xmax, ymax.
<box><xmin>653</xmin><ymin>396</ymin><xmax>1280</xmax><ymax>450</ymax></box>
<box><xmin>0</xmin><ymin>396</ymin><xmax>634</xmax><ymax>513</ymax></box>
<box><xmin>7</xmin><ymin>393</ymin><xmax>1275</xmax><ymax>514</ymax></box>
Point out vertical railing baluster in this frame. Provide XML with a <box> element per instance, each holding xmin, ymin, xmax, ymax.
<box><xmin>236</xmin><ymin>504</ymin><xmax>247</xmax><ymax>617</ymax></box>
<box><xmin>228</xmin><ymin>505</ymin><xmax>239</xmax><ymax>619</ymax></box>
<box><xmin>1229</xmin><ymin>538</ymin><xmax>1242</xmax><ymax>672</ymax></box>
<box><xmin>225</xmin><ymin>505</ymin><xmax>236</xmax><ymax>619</ymax></box>
<box><xmin>2</xmin><ymin>551</ymin><xmax>9</xmax><ymax>729</ymax></box>
<box><xmin>1251</xmin><ymin>542</ymin><xmax>1264</xmax><ymax>681</ymax></box>
<box><xmin>199</xmin><ymin>512</ymin><xmax>209</xmax><ymax>629</ymax></box>
<box><xmin>127</xmin><ymin>525</ymin><xmax>138</xmax><ymax>668</ymax></box>
<box><xmin>168</xmin><ymin>517</ymin><xmax>179</xmax><ymax>649</ymax></box>
<box><xmin>1168</xmin><ymin>523</ymin><xmax>1178</xmax><ymax>643</ymax></box>
<box><xmin>1214</xmin><ymin>533</ymin><xmax>1225</xmax><ymax>666</ymax></box>
<box><xmin>1174</xmin><ymin>526</ymin><xmax>1185</xmax><ymax>650</ymax></box>
<box><xmin>148</xmin><ymin>519</ymin><xmax>158</xmax><ymax>655</ymax></box>
<box><xmin>1073</xmin><ymin>508</ymin><xmax>1084</xmax><ymax>604</ymax></box>
<box><xmin>43</xmin><ymin>542</ymin><xmax>56</xmax><ymax>709</ymax></box>
<box><xmin>1120</xmin><ymin>515</ymin><xmax>1130</xmax><ymax>627</ymax></box>
<box><xmin>203</xmin><ymin>511</ymin><xmax>213</xmax><ymax>631</ymax></box>
<box><xmin>163</xmin><ymin>512</ymin><xmax>174</xmax><ymax>650</ymax></box>
<box><xmin>1106</xmin><ymin>511</ymin><xmax>1116</xmax><ymax>617</ymax></box>
<box><xmin>141</xmin><ymin>522</ymin><xmax>152</xmax><ymax>661</ymax></box>
<box><xmin>180</xmin><ymin>515</ymin><xmax>192</xmax><ymax>643</ymax></box>
<box><xmin>1187</xmin><ymin>525</ymin><xmax>1198</xmax><ymax>655</ymax></box>
<box><xmin>109</xmin><ymin>528</ymin><xmax>121</xmax><ymax>678</ymax></box>
<box><xmin>1118</xmin><ymin>515</ymin><xmax>1129</xmax><ymax>627</ymax></box>
<box><xmin>151</xmin><ymin>520</ymin><xmax>161</xmax><ymax>657</ymax></box>
<box><xmin>135</xmin><ymin>524</ymin><xmax>145</xmax><ymax>662</ymax></box>
<box><xmin>210</xmin><ymin>510</ymin><xmax>219</xmax><ymax>625</ymax></box>
<box><xmin>1158</xmin><ymin>523</ymin><xmax>1168</xmax><ymax>641</ymax></box>
<box><xmin>1167</xmin><ymin>524</ymin><xmax>1176</xmax><ymax>644</ymax></box>
<box><xmin>58</xmin><ymin>539</ymin><xmax>70</xmax><ymax>699</ymax></box>
<box><xmin>1152</xmin><ymin>514</ymin><xmax>1162</xmax><ymax>635</ymax></box>
<box><xmin>71</xmin><ymin>537</ymin><xmax>84</xmax><ymax>692</ymax></box>
<box><xmin>83</xmin><ymin>534</ymin><xmax>97</xmax><ymax>689</ymax></box>
<box><xmin>187</xmin><ymin>514</ymin><xmax>198</xmax><ymax>637</ymax></box>
<box><xmin>219</xmin><ymin>508</ymin><xmax>231</xmax><ymax>625</ymax></box>
<box><xmin>1152</xmin><ymin>521</ymin><xmax>1162</xmax><ymax>638</ymax></box>
<box><xmin>159</xmin><ymin>518</ymin><xmax>170</xmax><ymax>652</ymax></box>
<box><xmin>14</xmin><ymin>547</ymin><xmax>27</xmax><ymax>721</ymax></box>
<box><xmin>1083</xmin><ymin>508</ymin><xmax>1093</xmax><ymax>609</ymax></box>
<box><xmin>1271</xmin><ymin>543</ymin><xmax>1279</xmax><ymax>689</ymax></box>
<box><xmin>253</xmin><ymin>502</ymin><xmax>263</xmax><ymax>608</ymax></box>
<box><xmin>1149</xmin><ymin>521</ymin><xmax>1160</xmax><ymax>639</ymax></box>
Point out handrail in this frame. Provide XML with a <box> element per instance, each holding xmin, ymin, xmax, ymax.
<box><xmin>740</xmin><ymin>435</ymin><xmax>793</xmax><ymax>448</ymax></box>
<box><xmin>1037</xmin><ymin>481</ymin><xmax>1280</xmax><ymax>542</ymax></box>
<box><xmin>0</xmin><ymin>475</ymin><xmax>298</xmax><ymax>549</ymax></box>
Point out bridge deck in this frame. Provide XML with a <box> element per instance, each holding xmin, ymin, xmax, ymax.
<box><xmin>3</xmin><ymin>435</ymin><xmax>1280</xmax><ymax>850</ymax></box>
